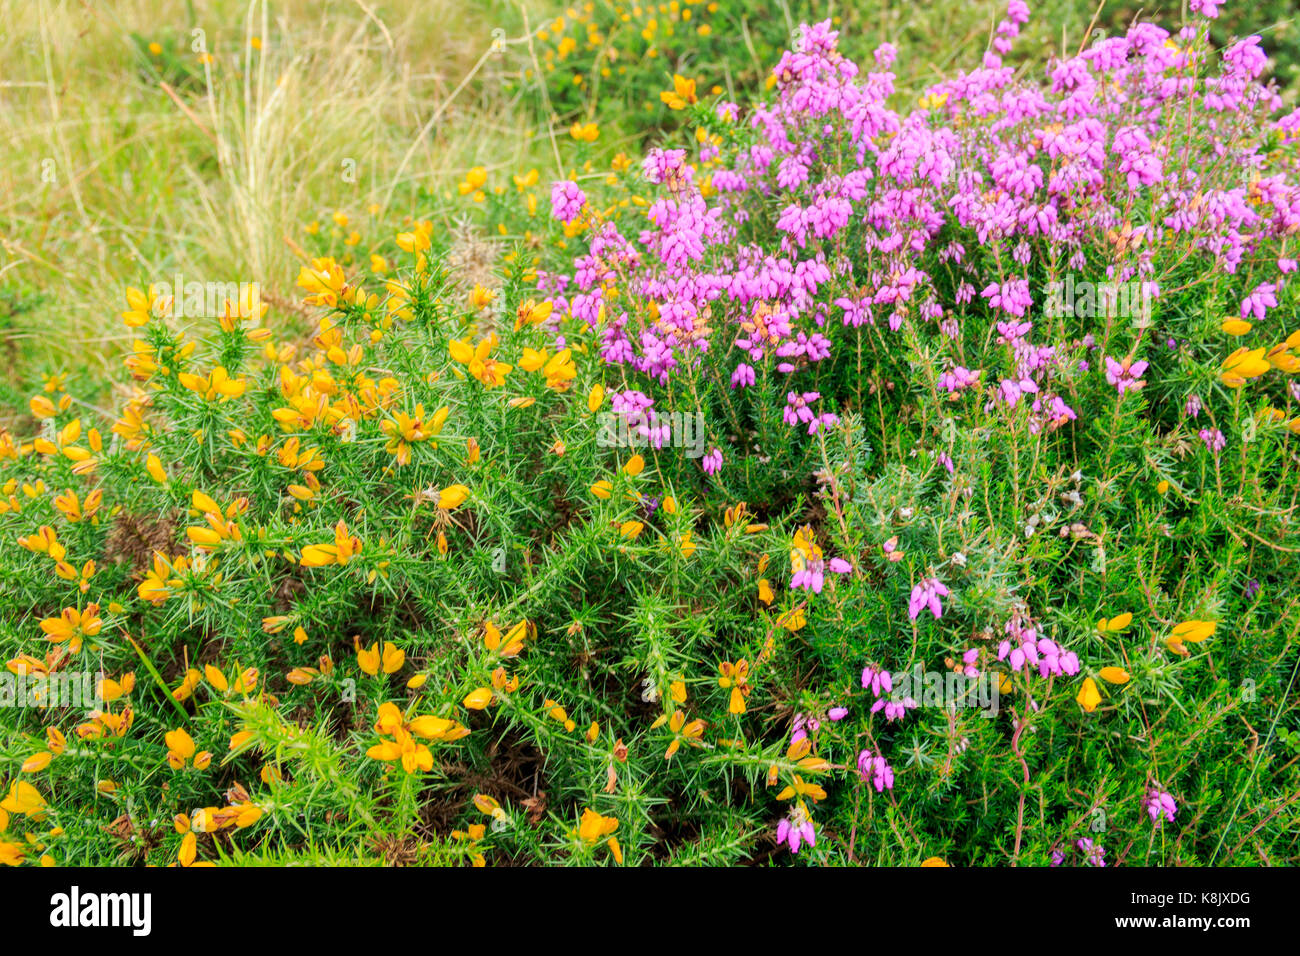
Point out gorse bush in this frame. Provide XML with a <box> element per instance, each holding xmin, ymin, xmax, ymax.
<box><xmin>525</xmin><ymin>0</ymin><xmax>836</xmax><ymax>135</ymax></box>
<box><xmin>2</xmin><ymin>1</ymin><xmax>1298</xmax><ymax>867</ymax></box>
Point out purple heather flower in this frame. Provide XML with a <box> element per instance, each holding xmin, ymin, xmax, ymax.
<box><xmin>809</xmin><ymin>411</ymin><xmax>839</xmax><ymax>436</ymax></box>
<box><xmin>999</xmin><ymin>377</ymin><xmax>1039</xmax><ymax>408</ymax></box>
<box><xmin>908</xmin><ymin>577</ymin><xmax>950</xmax><ymax>620</ymax></box>
<box><xmin>1199</xmin><ymin>427</ymin><xmax>1226</xmax><ymax>454</ymax></box>
<box><xmin>871</xmin><ymin>695</ymin><xmax>918</xmax><ymax>722</ymax></box>
<box><xmin>861</xmin><ymin>666</ymin><xmax>892</xmax><ymax>697</ymax></box>
<box><xmin>1034</xmin><ymin>638</ymin><xmax>1080</xmax><ymax>678</ymax></box>
<box><xmin>857</xmin><ymin>750</ymin><xmax>895</xmax><ymax>792</ymax></box>
<box><xmin>789</xmin><ymin>713</ymin><xmax>807</xmax><ymax>745</ymax></box>
<box><xmin>776</xmin><ymin>807</ymin><xmax>816</xmax><ymax>854</ymax></box>
<box><xmin>939</xmin><ymin>366</ymin><xmax>980</xmax><ymax>391</ymax></box>
<box><xmin>1104</xmin><ymin>356</ymin><xmax>1148</xmax><ymax>396</ymax></box>
<box><xmin>791</xmin><ymin>554</ymin><xmax>826</xmax><ymax>594</ymax></box>
<box><xmin>1241</xmin><ymin>283</ymin><xmax>1277</xmax><ymax>321</ymax></box>
<box><xmin>1145</xmin><ymin>788</ymin><xmax>1177</xmax><ymax>825</ymax></box>
<box><xmin>783</xmin><ymin>390</ymin><xmax>821</xmax><ymax>428</ymax></box>
<box><xmin>1076</xmin><ymin>837</ymin><xmax>1107</xmax><ymax>867</ymax></box>
<box><xmin>641</xmin><ymin>148</ymin><xmax>692</xmax><ymax>188</ymax></box>
<box><xmin>532</xmin><ymin>10</ymin><xmax>1300</xmax><ymax>561</ymax></box>
<box><xmin>550</xmin><ymin>180</ymin><xmax>586</xmax><ymax>224</ymax></box>
<box><xmin>957</xmin><ymin>647</ymin><xmax>981</xmax><ymax>677</ymax></box>
<box><xmin>996</xmin><ymin>613</ymin><xmax>1077</xmax><ymax>677</ymax></box>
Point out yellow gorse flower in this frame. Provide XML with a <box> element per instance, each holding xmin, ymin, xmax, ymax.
<box><xmin>1076</xmin><ymin>677</ymin><xmax>1102</xmax><ymax>712</ymax></box>
<box><xmin>19</xmin><ymin>526</ymin><xmax>66</xmax><ymax>561</ymax></box>
<box><xmin>39</xmin><ymin>604</ymin><xmax>102</xmax><ymax>655</ymax></box>
<box><xmin>1</xmin><ymin>781</ymin><xmax>47</xmax><ymax>818</ymax></box>
<box><xmin>484</xmin><ymin>619</ymin><xmax>533</xmax><ymax>658</ymax></box>
<box><xmin>178</xmin><ymin>366</ymin><xmax>247</xmax><ymax>402</ymax></box>
<box><xmin>656</xmin><ymin>708</ymin><xmax>706</xmax><ymax>760</ymax></box>
<box><xmin>395</xmin><ymin>220</ymin><xmax>433</xmax><ymax>254</ymax></box>
<box><xmin>717</xmin><ymin>659</ymin><xmax>751</xmax><ymax>714</ymax></box>
<box><xmin>121</xmin><ymin>286</ymin><xmax>171</xmax><ymax>328</ymax></box>
<box><xmin>540</xmin><ymin>348</ymin><xmax>577</xmax><ymax>389</ymax></box>
<box><xmin>514</xmin><ymin>298</ymin><xmax>554</xmax><ymax>330</ymax></box>
<box><xmin>296</xmin><ymin>257</ymin><xmax>350</xmax><ymax>306</ymax></box>
<box><xmin>1265</xmin><ymin>342</ymin><xmax>1300</xmax><ymax>373</ymax></box>
<box><xmin>458</xmin><ymin>166</ymin><xmax>488</xmax><ymax>195</ymax></box>
<box><xmin>470</xmin><ymin>284</ymin><xmax>497</xmax><ymax>309</ymax></box>
<box><xmin>356</xmin><ymin>639</ymin><xmax>405</xmax><ymax>676</ymax></box>
<box><xmin>164</xmin><ymin>728</ymin><xmax>212</xmax><ymax>770</ymax></box>
<box><xmin>300</xmin><ymin>519</ymin><xmax>362</xmax><ymax>567</ymax></box>
<box><xmin>577</xmin><ymin>806</ymin><xmax>617</xmax><ymax>840</ymax></box>
<box><xmin>203</xmin><ymin>662</ymin><xmax>259</xmax><ymax>697</ymax></box>
<box><xmin>1166</xmin><ymin>619</ymin><xmax>1217</xmax><ymax>654</ymax></box>
<box><xmin>449</xmin><ymin>334</ymin><xmax>513</xmax><ymax>387</ymax></box>
<box><xmin>186</xmin><ymin>490</ymin><xmax>245</xmax><ymax>550</ymax></box>
<box><xmin>775</xmin><ymin>774</ymin><xmax>828</xmax><ymax>803</ymax></box>
<box><xmin>1220</xmin><ymin>347</ymin><xmax>1271</xmax><ymax>387</ymax></box>
<box><xmin>431</xmin><ymin>483</ymin><xmax>470</xmax><ymax>510</ymax></box>
<box><xmin>139</xmin><ymin>551</ymin><xmax>189</xmax><ymax>603</ymax></box>
<box><xmin>380</xmin><ymin>403</ymin><xmax>448</xmax><ymax>466</ymax></box>
<box><xmin>1096</xmin><ymin>612</ymin><xmax>1132</xmax><ymax>633</ymax></box>
<box><xmin>659</xmin><ymin>73</ymin><xmax>698</xmax><ymax>110</ymax></box>
<box><xmin>789</xmin><ymin>525</ymin><xmax>822</xmax><ymax>576</ymax></box>
<box><xmin>367</xmin><ymin>701</ymin><xmax>469</xmax><ymax>773</ymax></box>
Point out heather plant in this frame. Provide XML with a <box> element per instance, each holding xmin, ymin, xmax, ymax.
<box><xmin>1</xmin><ymin>1</ymin><xmax>1298</xmax><ymax>868</ymax></box>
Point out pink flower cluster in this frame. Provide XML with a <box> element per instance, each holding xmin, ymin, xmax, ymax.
<box><xmin>1145</xmin><ymin>788</ymin><xmax>1178</xmax><ymax>825</ymax></box>
<box><xmin>857</xmin><ymin>750</ymin><xmax>895</xmax><ymax>792</ymax></box>
<box><xmin>908</xmin><ymin>577</ymin><xmax>949</xmax><ymax>620</ymax></box>
<box><xmin>790</xmin><ymin>554</ymin><xmax>851</xmax><ymax>594</ymax></box>
<box><xmin>862</xmin><ymin>664</ymin><xmax>917</xmax><ymax>722</ymax></box>
<box><xmin>550</xmin><ymin>180</ymin><xmax>586</xmax><ymax>224</ymax></box>
<box><xmin>783</xmin><ymin>390</ymin><xmax>838</xmax><ymax>435</ymax></box>
<box><xmin>776</xmin><ymin>807</ymin><xmax>816</xmax><ymax>854</ymax></box>
<box><xmin>997</xmin><ymin>608</ymin><xmax>1079</xmax><ymax>677</ymax></box>
<box><xmin>1104</xmin><ymin>356</ymin><xmax>1149</xmax><ymax>396</ymax></box>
